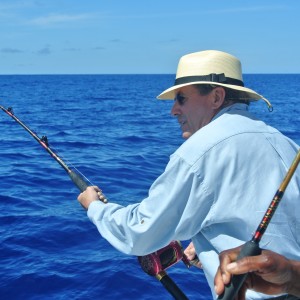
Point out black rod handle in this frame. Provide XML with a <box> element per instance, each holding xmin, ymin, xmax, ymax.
<box><xmin>217</xmin><ymin>241</ymin><xmax>261</xmax><ymax>300</ymax></box>
<box><xmin>68</xmin><ymin>170</ymin><xmax>108</xmax><ymax>203</ymax></box>
<box><xmin>68</xmin><ymin>170</ymin><xmax>89</xmax><ymax>192</ymax></box>
<box><xmin>156</xmin><ymin>271</ymin><xmax>189</xmax><ymax>300</ymax></box>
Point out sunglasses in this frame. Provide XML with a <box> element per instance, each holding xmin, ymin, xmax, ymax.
<box><xmin>174</xmin><ymin>93</ymin><xmax>187</xmax><ymax>106</ymax></box>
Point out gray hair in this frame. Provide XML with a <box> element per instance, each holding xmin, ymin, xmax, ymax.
<box><xmin>194</xmin><ymin>84</ymin><xmax>250</xmax><ymax>105</ymax></box>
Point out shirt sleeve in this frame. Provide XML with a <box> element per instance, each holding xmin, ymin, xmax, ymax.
<box><xmin>87</xmin><ymin>153</ymin><xmax>211</xmax><ymax>256</ymax></box>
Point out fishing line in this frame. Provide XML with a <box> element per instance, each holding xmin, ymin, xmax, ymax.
<box><xmin>44</xmin><ymin>140</ymin><xmax>95</xmax><ymax>187</ymax></box>
<box><xmin>218</xmin><ymin>149</ymin><xmax>300</xmax><ymax>300</ymax></box>
<box><xmin>0</xmin><ymin>105</ymin><xmax>108</xmax><ymax>202</ymax></box>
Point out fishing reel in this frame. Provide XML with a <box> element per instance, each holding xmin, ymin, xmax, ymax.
<box><xmin>138</xmin><ymin>240</ymin><xmax>193</xmax><ymax>276</ymax></box>
<box><xmin>138</xmin><ymin>241</ymin><xmax>197</xmax><ymax>300</ymax></box>
<box><xmin>138</xmin><ymin>241</ymin><xmax>191</xmax><ymax>276</ymax></box>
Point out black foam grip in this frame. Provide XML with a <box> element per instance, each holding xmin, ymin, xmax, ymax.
<box><xmin>68</xmin><ymin>171</ymin><xmax>89</xmax><ymax>192</ymax></box>
<box><xmin>217</xmin><ymin>241</ymin><xmax>261</xmax><ymax>300</ymax></box>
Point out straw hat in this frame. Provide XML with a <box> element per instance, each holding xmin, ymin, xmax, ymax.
<box><xmin>157</xmin><ymin>50</ymin><xmax>272</xmax><ymax>109</ymax></box>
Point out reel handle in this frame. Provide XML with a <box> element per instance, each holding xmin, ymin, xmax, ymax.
<box><xmin>217</xmin><ymin>240</ymin><xmax>261</xmax><ymax>300</ymax></box>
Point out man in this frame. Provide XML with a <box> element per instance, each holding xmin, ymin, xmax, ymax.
<box><xmin>214</xmin><ymin>247</ymin><xmax>300</xmax><ymax>299</ymax></box>
<box><xmin>78</xmin><ymin>50</ymin><xmax>300</xmax><ymax>299</ymax></box>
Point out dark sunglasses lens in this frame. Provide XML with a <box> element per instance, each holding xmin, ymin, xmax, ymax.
<box><xmin>175</xmin><ymin>94</ymin><xmax>185</xmax><ymax>105</ymax></box>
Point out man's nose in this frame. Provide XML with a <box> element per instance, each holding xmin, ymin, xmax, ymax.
<box><xmin>171</xmin><ymin>101</ymin><xmax>180</xmax><ymax>116</ymax></box>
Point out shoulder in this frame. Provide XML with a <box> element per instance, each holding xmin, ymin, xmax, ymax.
<box><xmin>174</xmin><ymin>108</ymin><xmax>279</xmax><ymax>166</ymax></box>
<box><xmin>176</xmin><ymin>109</ymin><xmax>261</xmax><ymax>153</ymax></box>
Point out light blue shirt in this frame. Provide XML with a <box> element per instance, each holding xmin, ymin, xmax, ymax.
<box><xmin>88</xmin><ymin>103</ymin><xmax>300</xmax><ymax>299</ymax></box>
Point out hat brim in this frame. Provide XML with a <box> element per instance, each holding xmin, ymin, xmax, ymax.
<box><xmin>157</xmin><ymin>81</ymin><xmax>263</xmax><ymax>101</ymax></box>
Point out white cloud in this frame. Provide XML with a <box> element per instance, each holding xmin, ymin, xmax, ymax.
<box><xmin>30</xmin><ymin>13</ymin><xmax>94</xmax><ymax>26</ymax></box>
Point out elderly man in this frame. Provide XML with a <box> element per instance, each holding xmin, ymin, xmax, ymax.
<box><xmin>78</xmin><ymin>50</ymin><xmax>300</xmax><ymax>299</ymax></box>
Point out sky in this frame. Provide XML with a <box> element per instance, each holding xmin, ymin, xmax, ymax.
<box><xmin>1</xmin><ymin>0</ymin><xmax>299</xmax><ymax>74</ymax></box>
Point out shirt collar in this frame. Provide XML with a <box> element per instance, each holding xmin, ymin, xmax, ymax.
<box><xmin>211</xmin><ymin>103</ymin><xmax>249</xmax><ymax>122</ymax></box>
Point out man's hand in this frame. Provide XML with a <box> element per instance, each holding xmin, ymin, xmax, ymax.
<box><xmin>78</xmin><ymin>186</ymin><xmax>103</xmax><ymax>210</ymax></box>
<box><xmin>184</xmin><ymin>242</ymin><xmax>202</xmax><ymax>268</ymax></box>
<box><xmin>214</xmin><ymin>246</ymin><xmax>300</xmax><ymax>299</ymax></box>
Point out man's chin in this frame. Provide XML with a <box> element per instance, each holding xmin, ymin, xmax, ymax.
<box><xmin>182</xmin><ymin>131</ymin><xmax>192</xmax><ymax>139</ymax></box>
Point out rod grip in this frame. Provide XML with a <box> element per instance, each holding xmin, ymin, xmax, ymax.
<box><xmin>217</xmin><ymin>241</ymin><xmax>261</xmax><ymax>300</ymax></box>
<box><xmin>156</xmin><ymin>272</ymin><xmax>189</xmax><ymax>300</ymax></box>
<box><xmin>68</xmin><ymin>170</ymin><xmax>89</xmax><ymax>192</ymax></box>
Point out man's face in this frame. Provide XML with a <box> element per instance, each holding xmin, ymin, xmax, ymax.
<box><xmin>171</xmin><ymin>85</ymin><xmax>218</xmax><ymax>139</ymax></box>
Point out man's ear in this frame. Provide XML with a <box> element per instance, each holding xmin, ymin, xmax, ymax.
<box><xmin>211</xmin><ymin>87</ymin><xmax>226</xmax><ymax>109</ymax></box>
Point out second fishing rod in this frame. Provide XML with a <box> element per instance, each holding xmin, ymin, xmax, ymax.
<box><xmin>218</xmin><ymin>148</ymin><xmax>300</xmax><ymax>300</ymax></box>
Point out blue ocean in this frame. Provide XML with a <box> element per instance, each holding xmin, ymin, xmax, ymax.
<box><xmin>0</xmin><ymin>74</ymin><xmax>299</xmax><ymax>300</ymax></box>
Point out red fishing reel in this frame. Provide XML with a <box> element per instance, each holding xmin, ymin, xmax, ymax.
<box><xmin>138</xmin><ymin>240</ymin><xmax>191</xmax><ymax>276</ymax></box>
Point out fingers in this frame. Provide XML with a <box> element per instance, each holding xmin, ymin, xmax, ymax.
<box><xmin>214</xmin><ymin>245</ymin><xmax>243</xmax><ymax>296</ymax></box>
<box><xmin>214</xmin><ymin>268</ymin><xmax>250</xmax><ymax>299</ymax></box>
<box><xmin>214</xmin><ymin>267</ymin><xmax>226</xmax><ymax>296</ymax></box>
<box><xmin>215</xmin><ymin>248</ymin><xmax>294</xmax><ymax>298</ymax></box>
<box><xmin>189</xmin><ymin>256</ymin><xmax>202</xmax><ymax>268</ymax></box>
<box><xmin>225</xmin><ymin>251</ymin><xmax>276</xmax><ymax>275</ymax></box>
<box><xmin>78</xmin><ymin>186</ymin><xmax>108</xmax><ymax>210</ymax></box>
<box><xmin>219</xmin><ymin>246</ymin><xmax>241</xmax><ymax>283</ymax></box>
<box><xmin>97</xmin><ymin>191</ymin><xmax>108</xmax><ymax>203</ymax></box>
<box><xmin>184</xmin><ymin>242</ymin><xmax>203</xmax><ymax>268</ymax></box>
<box><xmin>184</xmin><ymin>242</ymin><xmax>197</xmax><ymax>260</ymax></box>
<box><xmin>214</xmin><ymin>255</ymin><xmax>233</xmax><ymax>296</ymax></box>
<box><xmin>226</xmin><ymin>257</ymin><xmax>257</xmax><ymax>274</ymax></box>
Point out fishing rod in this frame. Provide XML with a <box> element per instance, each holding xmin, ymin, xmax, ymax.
<box><xmin>218</xmin><ymin>149</ymin><xmax>300</xmax><ymax>300</ymax></box>
<box><xmin>1</xmin><ymin>105</ymin><xmax>190</xmax><ymax>299</ymax></box>
<box><xmin>0</xmin><ymin>105</ymin><xmax>108</xmax><ymax>201</ymax></box>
